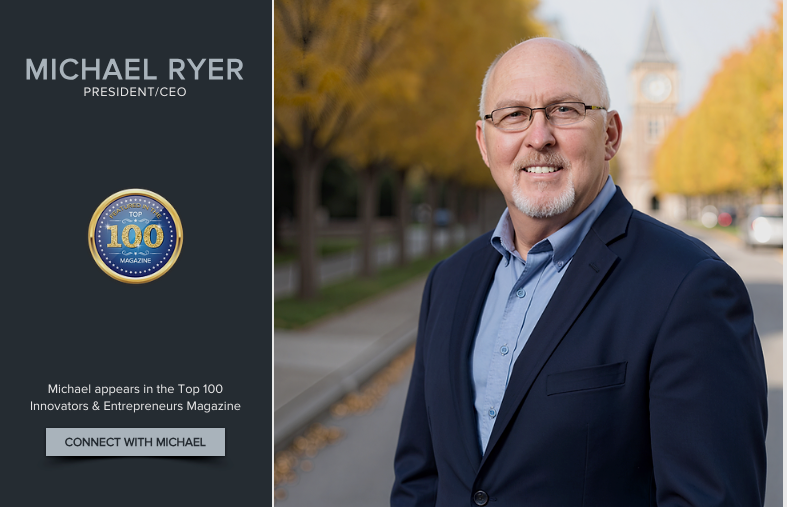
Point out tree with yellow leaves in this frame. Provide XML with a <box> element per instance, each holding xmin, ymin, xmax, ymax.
<box><xmin>654</xmin><ymin>1</ymin><xmax>782</xmax><ymax>198</ymax></box>
<box><xmin>276</xmin><ymin>0</ymin><xmax>543</xmax><ymax>297</ymax></box>
<box><xmin>275</xmin><ymin>0</ymin><xmax>426</xmax><ymax>298</ymax></box>
<box><xmin>347</xmin><ymin>0</ymin><xmax>543</xmax><ymax>260</ymax></box>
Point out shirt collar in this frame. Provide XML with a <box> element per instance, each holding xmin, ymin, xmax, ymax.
<box><xmin>491</xmin><ymin>209</ymin><xmax>518</xmax><ymax>265</ymax></box>
<box><xmin>490</xmin><ymin>176</ymin><xmax>617</xmax><ymax>271</ymax></box>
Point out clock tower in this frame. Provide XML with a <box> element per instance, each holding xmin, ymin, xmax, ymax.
<box><xmin>618</xmin><ymin>11</ymin><xmax>678</xmax><ymax>212</ymax></box>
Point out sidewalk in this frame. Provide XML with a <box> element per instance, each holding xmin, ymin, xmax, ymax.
<box><xmin>274</xmin><ymin>275</ymin><xmax>428</xmax><ymax>452</ymax></box>
<box><xmin>273</xmin><ymin>216</ymin><xmax>780</xmax><ymax>454</ymax></box>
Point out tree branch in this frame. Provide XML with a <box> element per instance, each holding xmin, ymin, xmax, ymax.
<box><xmin>274</xmin><ymin>0</ymin><xmax>301</xmax><ymax>46</ymax></box>
<box><xmin>274</xmin><ymin>118</ymin><xmax>294</xmax><ymax>153</ymax></box>
<box><xmin>321</xmin><ymin>104</ymin><xmax>355</xmax><ymax>150</ymax></box>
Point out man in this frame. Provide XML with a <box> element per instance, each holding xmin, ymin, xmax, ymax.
<box><xmin>391</xmin><ymin>38</ymin><xmax>767</xmax><ymax>506</ymax></box>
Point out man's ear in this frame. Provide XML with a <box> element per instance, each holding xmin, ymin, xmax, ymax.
<box><xmin>604</xmin><ymin>110</ymin><xmax>623</xmax><ymax>161</ymax></box>
<box><xmin>476</xmin><ymin>120</ymin><xmax>490</xmax><ymax>167</ymax></box>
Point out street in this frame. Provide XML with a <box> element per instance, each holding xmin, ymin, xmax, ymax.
<box><xmin>275</xmin><ymin>223</ymin><xmax>782</xmax><ymax>507</ymax></box>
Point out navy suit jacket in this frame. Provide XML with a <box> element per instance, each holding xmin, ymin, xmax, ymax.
<box><xmin>392</xmin><ymin>189</ymin><xmax>768</xmax><ymax>506</ymax></box>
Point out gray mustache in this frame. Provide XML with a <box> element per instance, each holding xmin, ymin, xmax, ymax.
<box><xmin>514</xmin><ymin>153</ymin><xmax>570</xmax><ymax>170</ymax></box>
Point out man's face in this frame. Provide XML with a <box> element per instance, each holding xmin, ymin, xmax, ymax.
<box><xmin>476</xmin><ymin>39</ymin><xmax>620</xmax><ymax>223</ymax></box>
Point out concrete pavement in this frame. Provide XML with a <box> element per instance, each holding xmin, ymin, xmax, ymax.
<box><xmin>274</xmin><ymin>218</ymin><xmax>783</xmax><ymax>506</ymax></box>
<box><xmin>273</xmin><ymin>219</ymin><xmax>781</xmax><ymax>453</ymax></box>
<box><xmin>274</xmin><ymin>225</ymin><xmax>465</xmax><ymax>451</ymax></box>
<box><xmin>274</xmin><ymin>275</ymin><xmax>427</xmax><ymax>452</ymax></box>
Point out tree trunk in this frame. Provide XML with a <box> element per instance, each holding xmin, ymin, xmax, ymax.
<box><xmin>446</xmin><ymin>179</ymin><xmax>459</xmax><ymax>249</ymax></box>
<box><xmin>294</xmin><ymin>156</ymin><xmax>324</xmax><ymax>300</ymax></box>
<box><xmin>394</xmin><ymin>169</ymin><xmax>409</xmax><ymax>266</ymax></box>
<box><xmin>359</xmin><ymin>163</ymin><xmax>380</xmax><ymax>278</ymax></box>
<box><xmin>273</xmin><ymin>208</ymin><xmax>283</xmax><ymax>252</ymax></box>
<box><xmin>476</xmin><ymin>187</ymin><xmax>485</xmax><ymax>237</ymax></box>
<box><xmin>426</xmin><ymin>175</ymin><xmax>437</xmax><ymax>257</ymax></box>
<box><xmin>471</xmin><ymin>186</ymin><xmax>482</xmax><ymax>238</ymax></box>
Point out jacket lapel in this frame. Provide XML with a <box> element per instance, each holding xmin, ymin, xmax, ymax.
<box><xmin>448</xmin><ymin>242</ymin><xmax>501</xmax><ymax>471</ymax></box>
<box><xmin>480</xmin><ymin>189</ymin><xmax>632</xmax><ymax>466</ymax></box>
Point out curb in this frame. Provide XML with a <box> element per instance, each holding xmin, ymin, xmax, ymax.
<box><xmin>273</xmin><ymin>319</ymin><xmax>418</xmax><ymax>453</ymax></box>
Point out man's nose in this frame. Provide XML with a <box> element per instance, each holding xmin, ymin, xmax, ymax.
<box><xmin>524</xmin><ymin>109</ymin><xmax>556</xmax><ymax>150</ymax></box>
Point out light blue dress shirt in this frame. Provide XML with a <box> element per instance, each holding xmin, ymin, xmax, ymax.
<box><xmin>471</xmin><ymin>176</ymin><xmax>617</xmax><ymax>453</ymax></box>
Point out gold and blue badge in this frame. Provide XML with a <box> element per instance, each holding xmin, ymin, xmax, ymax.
<box><xmin>88</xmin><ymin>189</ymin><xmax>183</xmax><ymax>283</ymax></box>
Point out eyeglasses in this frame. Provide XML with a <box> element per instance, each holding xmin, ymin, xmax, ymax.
<box><xmin>483</xmin><ymin>102</ymin><xmax>606</xmax><ymax>132</ymax></box>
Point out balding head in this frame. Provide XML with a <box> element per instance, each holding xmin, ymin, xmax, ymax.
<box><xmin>474</xmin><ymin>36</ymin><xmax>623</xmax><ymax>235</ymax></box>
<box><xmin>478</xmin><ymin>38</ymin><xmax>610</xmax><ymax>119</ymax></box>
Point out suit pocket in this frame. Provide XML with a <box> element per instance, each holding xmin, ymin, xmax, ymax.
<box><xmin>546</xmin><ymin>361</ymin><xmax>627</xmax><ymax>395</ymax></box>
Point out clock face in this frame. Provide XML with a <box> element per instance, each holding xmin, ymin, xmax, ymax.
<box><xmin>641</xmin><ymin>73</ymin><xmax>672</xmax><ymax>103</ymax></box>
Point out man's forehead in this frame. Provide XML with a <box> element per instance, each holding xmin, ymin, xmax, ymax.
<box><xmin>495</xmin><ymin>40</ymin><xmax>586</xmax><ymax>82</ymax></box>
<box><xmin>488</xmin><ymin>40</ymin><xmax>592</xmax><ymax>105</ymax></box>
<box><xmin>492</xmin><ymin>92</ymin><xmax>585</xmax><ymax>110</ymax></box>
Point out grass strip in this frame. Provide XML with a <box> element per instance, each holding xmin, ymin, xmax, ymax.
<box><xmin>684</xmin><ymin>221</ymin><xmax>740</xmax><ymax>238</ymax></box>
<box><xmin>274</xmin><ymin>247</ymin><xmax>458</xmax><ymax>329</ymax></box>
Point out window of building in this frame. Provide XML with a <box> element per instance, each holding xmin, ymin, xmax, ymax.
<box><xmin>648</xmin><ymin>119</ymin><xmax>661</xmax><ymax>142</ymax></box>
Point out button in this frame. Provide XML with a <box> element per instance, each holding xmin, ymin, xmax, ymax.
<box><xmin>488</xmin><ymin>408</ymin><xmax>496</xmax><ymax>418</ymax></box>
<box><xmin>557</xmin><ymin>260</ymin><xmax>564</xmax><ymax>268</ymax></box>
<box><xmin>46</xmin><ymin>428</ymin><xmax>225</xmax><ymax>456</ymax></box>
<box><xmin>474</xmin><ymin>490</ymin><xmax>489</xmax><ymax>506</ymax></box>
<box><xmin>500</xmin><ymin>345</ymin><xmax>509</xmax><ymax>355</ymax></box>
<box><xmin>516</xmin><ymin>288</ymin><xmax>525</xmax><ymax>298</ymax></box>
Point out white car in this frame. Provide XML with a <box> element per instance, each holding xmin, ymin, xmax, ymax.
<box><xmin>743</xmin><ymin>205</ymin><xmax>783</xmax><ymax>247</ymax></box>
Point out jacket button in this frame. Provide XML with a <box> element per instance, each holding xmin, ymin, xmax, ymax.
<box><xmin>473</xmin><ymin>490</ymin><xmax>489</xmax><ymax>506</ymax></box>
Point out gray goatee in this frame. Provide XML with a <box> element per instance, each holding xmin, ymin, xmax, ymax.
<box><xmin>510</xmin><ymin>153</ymin><xmax>575</xmax><ymax>219</ymax></box>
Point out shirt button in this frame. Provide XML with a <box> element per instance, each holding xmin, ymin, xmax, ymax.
<box><xmin>488</xmin><ymin>408</ymin><xmax>496</xmax><ymax>418</ymax></box>
<box><xmin>500</xmin><ymin>345</ymin><xmax>509</xmax><ymax>355</ymax></box>
<box><xmin>557</xmin><ymin>260</ymin><xmax>564</xmax><ymax>268</ymax></box>
<box><xmin>474</xmin><ymin>490</ymin><xmax>489</xmax><ymax>506</ymax></box>
<box><xmin>516</xmin><ymin>288</ymin><xmax>525</xmax><ymax>298</ymax></box>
